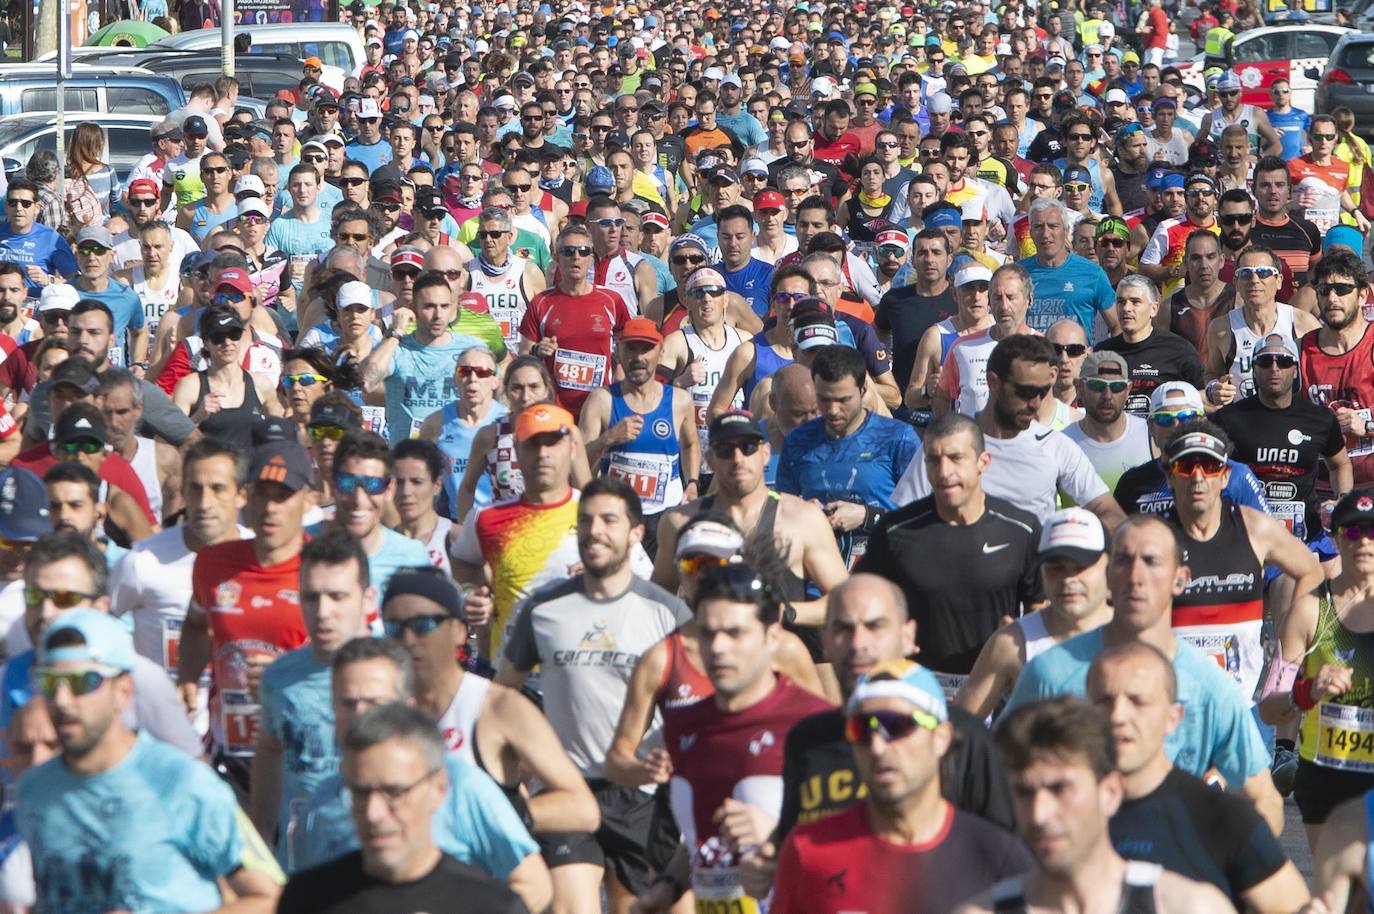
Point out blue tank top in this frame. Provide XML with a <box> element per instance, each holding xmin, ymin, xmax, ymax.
<box><xmin>722</xmin><ymin>257</ymin><xmax>774</xmax><ymax>318</ymax></box>
<box><xmin>1054</xmin><ymin>157</ymin><xmax>1106</xmax><ymax>213</ymax></box>
<box><xmin>188</xmin><ymin>201</ymin><xmax>239</xmax><ymax>245</ymax></box>
<box><xmin>742</xmin><ymin>332</ymin><xmax>791</xmax><ymax>405</ymax></box>
<box><xmin>600</xmin><ymin>382</ymin><xmax>682</xmax><ymax>514</ymax></box>
<box><xmin>437</xmin><ymin>400</ymin><xmax>507</xmax><ymax>515</ymax></box>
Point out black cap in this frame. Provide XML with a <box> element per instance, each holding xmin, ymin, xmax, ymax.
<box><xmin>49</xmin><ymin>358</ymin><xmax>101</xmax><ymax>396</ymax></box>
<box><xmin>789</xmin><ymin>296</ymin><xmax>836</xmax><ymax>324</ymax></box>
<box><xmin>308</xmin><ymin>398</ymin><xmax>361</xmax><ymax>430</ymax></box>
<box><xmin>1163</xmin><ymin>431</ymin><xmax>1228</xmax><ymax>464</ymax></box>
<box><xmin>183</xmin><ymin>115</ymin><xmax>209</xmax><ymax>136</ymax></box>
<box><xmin>252</xmin><ymin>416</ymin><xmax>297</xmax><ymax>446</ymax></box>
<box><xmin>1332</xmin><ymin>489</ymin><xmax>1374</xmax><ymax>529</ymax></box>
<box><xmin>415</xmin><ymin>187</ymin><xmax>447</xmax><ymax>215</ymax></box>
<box><xmin>0</xmin><ymin>467</ymin><xmax>50</xmax><ymax>542</ymax></box>
<box><xmin>605</xmin><ymin>129</ymin><xmax>630</xmax><ymax>150</ymax></box>
<box><xmin>52</xmin><ymin>409</ymin><xmax>107</xmax><ymax>447</ymax></box>
<box><xmin>200</xmin><ymin>309</ymin><xmax>246</xmax><ymax>336</ymax></box>
<box><xmin>249</xmin><ymin>440</ymin><xmax>316</xmax><ymax>492</ymax></box>
<box><xmin>708</xmin><ymin>409</ymin><xmax>766</xmax><ymax>445</ymax></box>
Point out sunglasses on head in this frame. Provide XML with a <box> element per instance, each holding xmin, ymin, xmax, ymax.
<box><xmin>335</xmin><ymin>472</ymin><xmax>388</xmax><ymax>495</ymax></box>
<box><xmin>309</xmin><ymin>424</ymin><xmax>346</xmax><ymax>441</ymax></box>
<box><xmin>844</xmin><ymin>709</ymin><xmax>936</xmax><ymax>744</ymax></box>
<box><xmin>1150</xmin><ymin>409</ymin><xmax>1201</xmax><ymax>427</ymax></box>
<box><xmin>383</xmin><ymin>613</ymin><xmax>452</xmax><ymax>638</ymax></box>
<box><xmin>34</xmin><ymin>667</ymin><xmax>112</xmax><ymax>698</ymax></box>
<box><xmin>1169</xmin><ymin>455</ymin><xmax>1227</xmax><ymax>478</ymax></box>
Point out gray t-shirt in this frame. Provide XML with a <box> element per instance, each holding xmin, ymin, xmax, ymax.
<box><xmin>504</xmin><ymin>575</ymin><xmax>690</xmax><ymax>780</ymax></box>
<box><xmin>27</xmin><ymin>378</ymin><xmax>195</xmax><ymax>446</ymax></box>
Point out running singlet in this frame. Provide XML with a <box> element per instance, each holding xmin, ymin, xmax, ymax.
<box><xmin>601</xmin><ymin>382</ymin><xmax>682</xmax><ymax>516</ymax></box>
<box><xmin>991</xmin><ymin>861</ymin><xmax>1162</xmax><ymax>914</ymax></box>
<box><xmin>518</xmin><ymin>287</ymin><xmax>632</xmax><ymax>418</ymax></box>
<box><xmin>938</xmin><ymin>328</ymin><xmax>1000</xmax><ymax>416</ymax></box>
<box><xmin>1172</xmin><ymin>501</ymin><xmax>1265</xmax><ymax>704</ymax></box>
<box><xmin>485</xmin><ymin>417</ymin><xmax>524</xmax><ymax>503</ymax></box>
<box><xmin>437</xmin><ymin>671</ymin><xmax>492</xmax><ymax>762</ymax></box>
<box><xmin>1289</xmin><ymin>156</ymin><xmax>1349</xmax><ymax>235</ymax></box>
<box><xmin>1302</xmin><ymin>325</ymin><xmax>1374</xmax><ymax>486</ymax></box>
<box><xmin>742</xmin><ymin>333</ymin><xmax>791</xmax><ymax>406</ymax></box>
<box><xmin>130</xmin><ymin>266</ymin><xmax>180</xmax><ymax>343</ymax></box>
<box><xmin>593</xmin><ymin>249</ymin><xmax>644</xmax><ymax>317</ymax></box>
<box><xmin>470</xmin><ymin>257</ymin><xmax>533</xmax><ymax>353</ymax></box>
<box><xmin>1214</xmin><ymin>397</ymin><xmax>1343</xmax><ymax>541</ymax></box>
<box><xmin>665</xmin><ymin>679</ymin><xmax>832</xmax><ymax>914</ymax></box>
<box><xmin>1298</xmin><ymin>585</ymin><xmax>1374</xmax><ymax>772</ymax></box>
<box><xmin>1168</xmin><ymin>285</ymin><xmax>1234</xmax><ymax>368</ymax></box>
<box><xmin>437</xmin><ymin>401</ymin><xmax>508</xmax><ymax>514</ymax></box>
<box><xmin>451</xmin><ymin>488</ymin><xmax>582</xmax><ymax>655</ymax></box>
<box><xmin>1226</xmin><ymin>304</ymin><xmax>1295</xmax><ymax>399</ymax></box>
<box><xmin>191</xmin><ymin>539</ymin><xmax>309</xmax><ymax>759</ymax></box>
<box><xmin>683</xmin><ymin>324</ymin><xmax>744</xmax><ymax>450</ymax></box>
<box><xmin>657</xmin><ymin>629</ymin><xmax>714</xmax><ymax>711</ymax></box>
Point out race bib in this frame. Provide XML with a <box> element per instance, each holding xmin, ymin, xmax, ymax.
<box><xmin>554</xmin><ymin>348</ymin><xmax>607</xmax><ymax>392</ymax></box>
<box><xmin>845</xmin><ymin>533</ymin><xmax>869</xmax><ymax>572</ymax></box>
<box><xmin>362</xmin><ymin>405</ymin><xmax>387</xmax><ymax>436</ymax></box>
<box><xmin>692</xmin><ymin>855</ymin><xmax>759</xmax><ymax>914</ymax></box>
<box><xmin>931</xmin><ymin>670</ymin><xmax>968</xmax><ymax>701</ymax></box>
<box><xmin>1177</xmin><ymin>630</ymin><xmax>1243</xmax><ymax>685</ymax></box>
<box><xmin>162</xmin><ymin>616</ymin><xmax>183</xmax><ymax>674</ymax></box>
<box><xmin>491</xmin><ymin>308</ymin><xmax>522</xmax><ymax>349</ymax></box>
<box><xmin>607</xmin><ymin>455</ymin><xmax>669</xmax><ymax>506</ymax></box>
<box><xmin>1316</xmin><ymin>702</ymin><xmax>1374</xmax><ymax>772</ymax></box>
<box><xmin>409</xmin><ymin>416</ymin><xmax>425</xmax><ymax>440</ymax></box>
<box><xmin>1272</xmin><ymin>499</ymin><xmax>1307</xmax><ymax>541</ymax></box>
<box><xmin>1305</xmin><ymin>206</ymin><xmax>1340</xmax><ymax>236</ymax></box>
<box><xmin>1349</xmin><ymin>408</ymin><xmax>1374</xmax><ymax>458</ymax></box>
<box><xmin>692</xmin><ymin>391</ymin><xmax>711</xmax><ymax>447</ymax></box>
<box><xmin>106</xmin><ymin>345</ymin><xmax>125</xmax><ymax>368</ymax></box>
<box><xmin>222</xmin><ymin>689</ymin><xmax>261</xmax><ymax>757</ymax></box>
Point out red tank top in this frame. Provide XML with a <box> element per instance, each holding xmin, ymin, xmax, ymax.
<box><xmin>657</xmin><ymin>629</ymin><xmax>714</xmax><ymax>712</ymax></box>
<box><xmin>1301</xmin><ymin>323</ymin><xmax>1374</xmax><ymax>484</ymax></box>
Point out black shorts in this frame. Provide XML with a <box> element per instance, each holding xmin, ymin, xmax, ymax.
<box><xmin>537</xmin><ymin>779</ymin><xmax>678</xmax><ymax>893</ymax></box>
<box><xmin>212</xmin><ymin>751</ymin><xmax>253</xmax><ymax>808</ymax></box>
<box><xmin>1294</xmin><ymin>759</ymin><xmax>1374</xmax><ymax>823</ymax></box>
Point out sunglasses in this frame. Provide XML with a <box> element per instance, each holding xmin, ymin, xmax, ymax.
<box><xmin>1317</xmin><ymin>282</ymin><xmax>1358</xmax><ymax>297</ymax></box>
<box><xmin>303</xmin><ymin>155</ymin><xmax>327</xmax><ymax>163</ymax></box>
<box><xmin>676</xmin><ymin>553</ymin><xmax>734</xmax><ymax>575</ymax></box>
<box><xmin>440</xmin><ymin>268</ymin><xmax>464</xmax><ymax>281</ymax></box>
<box><xmin>337</xmin><ymin>231</ymin><xmax>369</xmax><ymax>243</ymax></box>
<box><xmin>1084</xmin><ymin>377</ymin><xmax>1129</xmax><ymax>394</ymax></box>
<box><xmin>76</xmin><ymin>243</ymin><xmax>110</xmax><ymax>256</ymax></box>
<box><xmin>1342</xmin><ymin>523</ymin><xmax>1374</xmax><ymax>542</ymax></box>
<box><xmin>1010</xmin><ymin>382</ymin><xmax>1052</xmax><ymax>401</ymax></box>
<box><xmin>24</xmin><ymin>587</ymin><xmax>95</xmax><ymax>609</ymax></box>
<box><xmin>1235</xmin><ymin>265</ymin><xmax>1278</xmax><ymax>281</ymax></box>
<box><xmin>1252</xmin><ymin>354</ymin><xmax>1297</xmax><ymax>370</ymax></box>
<box><xmin>592</xmin><ymin>217</ymin><xmax>626</xmax><ymax>228</ymax></box>
<box><xmin>461</xmin><ymin>173</ymin><xmax>485</xmax><ymax>181</ymax></box>
<box><xmin>1169</xmin><ymin>455</ymin><xmax>1227</xmax><ymax>478</ymax></box>
<box><xmin>5</xmin><ymin>198</ymin><xmax>35</xmax><ymax>208</ymax></box>
<box><xmin>283</xmin><ymin>372</ymin><xmax>329</xmax><ymax>387</ymax></box>
<box><xmin>309</xmin><ymin>424</ymin><xmax>347</xmax><ymax>441</ymax></box>
<box><xmin>877</xmin><ymin>245</ymin><xmax>906</xmax><ymax>257</ymax></box>
<box><xmin>57</xmin><ymin>438</ymin><xmax>103</xmax><ymax>456</ymax></box>
<box><xmin>391</xmin><ymin>267</ymin><xmax>420</xmax><ymax>281</ymax></box>
<box><xmin>689</xmin><ymin>284</ymin><xmax>726</xmax><ymax>298</ymax></box>
<box><xmin>202</xmin><ymin>166</ymin><xmax>230</xmax><ymax>176</ymax></box>
<box><xmin>0</xmin><ymin>534</ymin><xmax>32</xmax><ymax>553</ymax></box>
<box><xmin>1150</xmin><ymin>409</ymin><xmax>1202</xmax><ymax>427</ymax></box>
<box><xmin>711</xmin><ymin>439</ymin><xmax>762</xmax><ymax>459</ymax></box>
<box><xmin>672</xmin><ymin>254</ymin><xmax>707</xmax><ymax>266</ymax></box>
<box><xmin>504</xmin><ymin>184</ymin><xmax>533</xmax><ymax>194</ymax></box>
<box><xmin>845</xmin><ymin>709</ymin><xmax>936</xmax><ymax>744</ymax></box>
<box><xmin>1313</xmin><ymin>133</ymin><xmax>1337</xmax><ymax>142</ymax></box>
<box><xmin>34</xmin><ymin>668</ymin><xmax>112</xmax><ymax>699</ymax></box>
<box><xmin>877</xmin><ymin>140</ymin><xmax>899</xmax><ymax>149</ymax></box>
<box><xmin>340</xmin><ymin>176</ymin><xmax>369</xmax><ymax>187</ymax></box>
<box><xmin>129</xmin><ymin>197</ymin><xmax>160</xmax><ymax>207</ymax></box>
<box><xmin>772</xmin><ymin>291</ymin><xmax>808</xmax><ymax>306</ymax></box>
<box><xmin>457</xmin><ymin>365</ymin><xmax>498</xmax><ymax>378</ymax></box>
<box><xmin>335</xmin><ymin>472</ymin><xmax>388</xmax><ymax>495</ymax></box>
<box><xmin>1098</xmin><ymin>237</ymin><xmax>1127</xmax><ymax>248</ymax></box>
<box><xmin>1219</xmin><ymin>213</ymin><xmax>1253</xmax><ymax>227</ymax></box>
<box><xmin>559</xmin><ymin>245</ymin><xmax>593</xmax><ymax>257</ymax></box>
<box><xmin>383</xmin><ymin>613</ymin><xmax>452</xmax><ymax>638</ymax></box>
<box><xmin>1219</xmin><ymin>90</ymin><xmax>1239</xmax><ymax>98</ymax></box>
<box><xmin>212</xmin><ymin>291</ymin><xmax>246</xmax><ymax>307</ymax></box>
<box><xmin>375</xmin><ymin>202</ymin><xmax>401</xmax><ymax>213</ymax></box>
<box><xmin>207</xmin><ymin>328</ymin><xmax>245</xmax><ymax>345</ymax></box>
<box><xmin>1064</xmin><ymin>182</ymin><xmax>1090</xmax><ymax>193</ymax></box>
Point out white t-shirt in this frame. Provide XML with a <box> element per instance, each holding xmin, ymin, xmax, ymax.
<box><xmin>113</xmin><ymin>225</ymin><xmax>199</xmax><ymax>272</ymax></box>
<box><xmin>1062</xmin><ymin>414</ymin><xmax>1152</xmax><ymax>493</ymax></box>
<box><xmin>893</xmin><ymin>420</ymin><xmax>1109</xmax><ymax>521</ymax></box>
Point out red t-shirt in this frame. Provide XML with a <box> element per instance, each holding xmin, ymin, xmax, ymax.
<box><xmin>190</xmin><ymin>538</ymin><xmax>309</xmax><ymax>758</ymax></box>
<box><xmin>0</xmin><ymin>339</ymin><xmax>34</xmax><ymax>397</ymax></box>
<box><xmin>12</xmin><ymin>445</ymin><xmax>154</xmax><ymax>525</ymax></box>
<box><xmin>812</xmin><ymin>131</ymin><xmax>863</xmax><ymax>179</ymax></box>
<box><xmin>772</xmin><ymin>802</ymin><xmax>1032</xmax><ymax>914</ymax></box>
<box><xmin>518</xmin><ymin>287</ymin><xmax>631</xmax><ymax>418</ymax></box>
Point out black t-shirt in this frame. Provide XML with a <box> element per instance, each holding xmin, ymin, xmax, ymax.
<box><xmin>776</xmin><ymin>705</ymin><xmax>1014</xmax><ymax>840</ymax></box>
<box><xmin>855</xmin><ymin>495</ymin><xmax>1043</xmax><ymax>674</ymax></box>
<box><xmin>875</xmin><ymin>285</ymin><xmax>957</xmax><ymax>390</ymax></box>
<box><xmin>1213</xmin><ymin>396</ymin><xmax>1344</xmax><ymax>540</ymax></box>
<box><xmin>768</xmin><ymin>156</ymin><xmax>846</xmax><ymax>205</ymax></box>
<box><xmin>656</xmin><ymin>134</ymin><xmax>686</xmax><ymax>179</ymax></box>
<box><xmin>278</xmin><ymin>851</ymin><xmax>529</xmax><ymax>914</ymax></box>
<box><xmin>1112</xmin><ymin>165</ymin><xmax>1150</xmax><ymax>215</ymax></box>
<box><xmin>1115</xmin><ymin>459</ymin><xmax>1173</xmax><ymax>516</ymax></box>
<box><xmin>1097</xmin><ymin>330</ymin><xmax>1206</xmax><ymax>417</ymax></box>
<box><xmin>1111</xmin><ymin>768</ymin><xmax>1288</xmax><ymax>903</ymax></box>
<box><xmin>1250</xmin><ymin>214</ymin><xmax>1321</xmax><ymax>285</ymax></box>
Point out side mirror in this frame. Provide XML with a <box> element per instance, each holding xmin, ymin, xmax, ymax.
<box><xmin>1</xmin><ymin>158</ymin><xmax>20</xmax><ymax>179</ymax></box>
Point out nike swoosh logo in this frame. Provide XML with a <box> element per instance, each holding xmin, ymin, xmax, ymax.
<box><xmin>1176</xmin><ymin>306</ymin><xmax>1191</xmax><ymax>315</ymax></box>
<box><xmin>1035</xmin><ymin>430</ymin><xmax>1054</xmax><ymax>441</ymax></box>
<box><xmin>983</xmin><ymin>543</ymin><xmax>1010</xmax><ymax>554</ymax></box>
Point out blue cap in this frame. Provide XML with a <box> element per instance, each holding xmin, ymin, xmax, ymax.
<box><xmin>1145</xmin><ymin>165</ymin><xmax>1173</xmax><ymax>190</ymax></box>
<box><xmin>847</xmin><ymin>659</ymin><xmax>948</xmax><ymax>725</ymax></box>
<box><xmin>924</xmin><ymin>206</ymin><xmax>962</xmax><ymax>231</ymax></box>
<box><xmin>1215</xmin><ymin>71</ymin><xmax>1242</xmax><ymax>92</ymax></box>
<box><xmin>585</xmin><ymin>165</ymin><xmax>615</xmax><ymax>194</ymax></box>
<box><xmin>1063</xmin><ymin>165</ymin><xmax>1092</xmax><ymax>185</ymax></box>
<box><xmin>1160</xmin><ymin>172</ymin><xmax>1186</xmax><ymax>190</ymax></box>
<box><xmin>0</xmin><ymin>467</ymin><xmax>50</xmax><ymax>542</ymax></box>
<box><xmin>1326</xmin><ymin>224</ymin><xmax>1364</xmax><ymax>254</ymax></box>
<box><xmin>39</xmin><ymin>609</ymin><xmax>136</xmax><ymax>673</ymax></box>
<box><xmin>644</xmin><ymin>13</ymin><xmax>657</xmax><ymax>25</ymax></box>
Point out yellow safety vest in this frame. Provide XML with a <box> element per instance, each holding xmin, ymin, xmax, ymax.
<box><xmin>1079</xmin><ymin>18</ymin><xmax>1104</xmax><ymax>47</ymax></box>
<box><xmin>1204</xmin><ymin>26</ymin><xmax>1235</xmax><ymax>59</ymax></box>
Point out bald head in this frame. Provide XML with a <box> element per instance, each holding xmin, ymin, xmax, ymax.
<box><xmin>770</xmin><ymin>363</ymin><xmax>819</xmax><ymax>433</ymax></box>
<box><xmin>823</xmin><ymin>573</ymin><xmax>916</xmax><ymax>696</ymax></box>
<box><xmin>1046</xmin><ymin>318</ymin><xmax>1088</xmax><ymax>346</ymax></box>
<box><xmin>1087</xmin><ymin>640</ymin><xmax>1177</xmax><ymax>704</ymax></box>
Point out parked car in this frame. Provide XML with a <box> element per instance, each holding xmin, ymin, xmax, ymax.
<box><xmin>76</xmin><ymin>49</ymin><xmax>314</xmax><ymax>101</ymax></box>
<box><xmin>0</xmin><ymin>63</ymin><xmax>185</xmax><ymax>117</ymax></box>
<box><xmin>1313</xmin><ymin>32</ymin><xmax>1374</xmax><ymax>134</ymax></box>
<box><xmin>145</xmin><ymin>23</ymin><xmax>362</xmax><ymax>88</ymax></box>
<box><xmin>1176</xmin><ymin>23</ymin><xmax>1353</xmax><ymax>113</ymax></box>
<box><xmin>0</xmin><ymin>114</ymin><xmax>162</xmax><ymax>185</ymax></box>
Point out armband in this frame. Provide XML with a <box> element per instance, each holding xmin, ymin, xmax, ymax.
<box><xmin>1292</xmin><ymin>676</ymin><xmax>1317</xmax><ymax>712</ymax></box>
<box><xmin>655</xmin><ymin>363</ymin><xmax>675</xmax><ymax>384</ymax></box>
<box><xmin>1255</xmin><ymin>656</ymin><xmax>1300</xmax><ymax>703</ymax></box>
<box><xmin>862</xmin><ymin>506</ymin><xmax>885</xmax><ymax>532</ymax></box>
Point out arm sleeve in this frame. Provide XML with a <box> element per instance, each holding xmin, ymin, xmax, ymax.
<box><xmin>502</xmin><ymin>600</ymin><xmax>540</xmax><ymax>672</ymax></box>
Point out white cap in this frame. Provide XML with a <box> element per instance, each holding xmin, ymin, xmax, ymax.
<box><xmin>39</xmin><ymin>283</ymin><xmax>79</xmax><ymax>313</ymax></box>
<box><xmin>365</xmin><ymin>36</ymin><xmax>382</xmax><ymax>47</ymax></box>
<box><xmin>926</xmin><ymin>91</ymin><xmax>953</xmax><ymax>114</ymax></box>
<box><xmin>954</xmin><ymin>264</ymin><xmax>993</xmax><ymax>287</ymax></box>
<box><xmin>720</xmin><ymin>73</ymin><xmax>742</xmax><ymax>88</ymax></box>
<box><xmin>357</xmin><ymin>97</ymin><xmax>382</xmax><ymax>119</ymax></box>
<box><xmin>237</xmin><ymin>198</ymin><xmax>270</xmax><ymax>218</ymax></box>
<box><xmin>960</xmin><ymin>199</ymin><xmax>986</xmax><ymax>222</ymax></box>
<box><xmin>1105</xmin><ymin>87</ymin><xmax>1129</xmax><ymax>104</ymax></box>
<box><xmin>301</xmin><ymin>138</ymin><xmax>329</xmax><ymax>155</ymax></box>
<box><xmin>769</xmin><ymin>36</ymin><xmax>790</xmax><ymax>51</ymax></box>
<box><xmin>319</xmin><ymin>132</ymin><xmax>346</xmax><ymax>147</ymax></box>
<box><xmin>1099</xmin><ymin>20</ymin><xmax>1115</xmax><ymax>36</ymax></box>
<box><xmin>1038</xmin><ymin>507</ymin><xmax>1107</xmax><ymax>562</ymax></box>
<box><xmin>493</xmin><ymin>94</ymin><xmax>518</xmax><ymax>109</ymax></box>
<box><xmin>234</xmin><ymin>174</ymin><xmax>266</xmax><ymax>197</ymax></box>
<box><xmin>1149</xmin><ymin>380</ymin><xmax>1205</xmax><ymax>414</ymax></box>
<box><xmin>811</xmin><ymin>76</ymin><xmax>836</xmax><ymax>97</ymax></box>
<box><xmin>337</xmin><ymin>280</ymin><xmax>374</xmax><ymax>310</ymax></box>
<box><xmin>703</xmin><ymin>66</ymin><xmax>725</xmax><ymax>81</ymax></box>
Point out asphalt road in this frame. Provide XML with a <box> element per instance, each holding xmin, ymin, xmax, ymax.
<box><xmin>1284</xmin><ymin>798</ymin><xmax>1315</xmax><ymax>881</ymax></box>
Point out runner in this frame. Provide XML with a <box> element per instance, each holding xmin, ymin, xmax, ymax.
<box><xmin>419</xmin><ymin>344</ymin><xmax>508</xmax><ymax>518</ymax></box>
<box><xmin>467</xmin><ymin>206</ymin><xmax>547</xmax><ymax>355</ymax></box>
<box><xmin>391</xmin><ymin>439</ymin><xmax>458</xmax><ymax>576</ymax></box>
<box><xmin>1063</xmin><ymin>353</ymin><xmax>1152</xmax><ymax>491</ymax></box>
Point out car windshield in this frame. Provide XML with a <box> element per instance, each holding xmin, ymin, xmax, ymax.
<box><xmin>1340</xmin><ymin>40</ymin><xmax>1374</xmax><ymax>67</ymax></box>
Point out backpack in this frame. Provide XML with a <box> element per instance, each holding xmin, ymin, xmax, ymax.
<box><xmin>63</xmin><ymin>174</ymin><xmax>101</xmax><ymax>229</ymax></box>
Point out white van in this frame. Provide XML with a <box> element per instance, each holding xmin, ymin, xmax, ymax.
<box><xmin>147</xmin><ymin>22</ymin><xmax>363</xmax><ymax>88</ymax></box>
